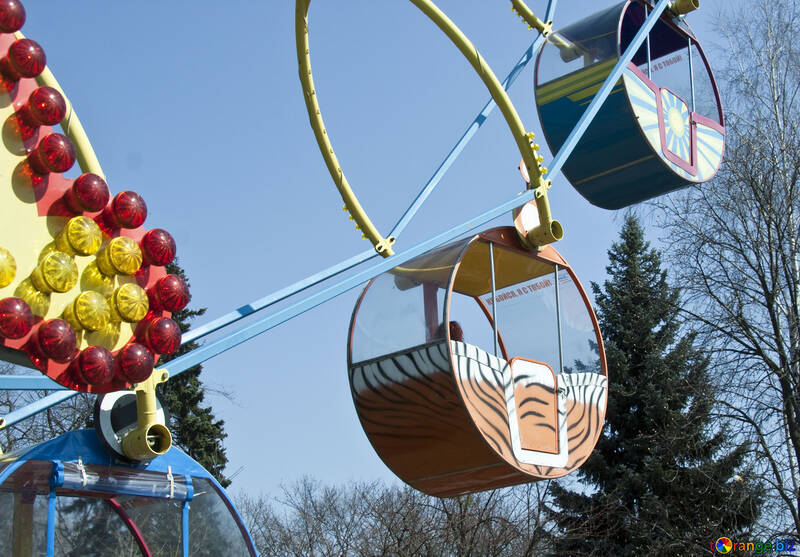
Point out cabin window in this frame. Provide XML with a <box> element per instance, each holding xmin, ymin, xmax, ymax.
<box><xmin>536</xmin><ymin>2</ymin><xmax>625</xmax><ymax>86</ymax></box>
<box><xmin>689</xmin><ymin>43</ymin><xmax>722</xmax><ymax>124</ymax></box>
<box><xmin>189</xmin><ymin>479</ymin><xmax>253</xmax><ymax>557</ymax></box>
<box><xmin>350</xmin><ymin>242</ymin><xmax>461</xmax><ymax>364</ymax></box>
<box><xmin>622</xmin><ymin>2</ymin><xmax>721</xmax><ymax>124</ymax></box>
<box><xmin>557</xmin><ymin>272</ymin><xmax>602</xmax><ymax>374</ymax></box>
<box><xmin>490</xmin><ymin>266</ymin><xmax>560</xmax><ymax>372</ymax></box>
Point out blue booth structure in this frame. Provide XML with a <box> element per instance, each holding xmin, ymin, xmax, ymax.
<box><xmin>535</xmin><ymin>0</ymin><xmax>725</xmax><ymax>209</ymax></box>
<box><xmin>0</xmin><ymin>430</ymin><xmax>257</xmax><ymax>557</ymax></box>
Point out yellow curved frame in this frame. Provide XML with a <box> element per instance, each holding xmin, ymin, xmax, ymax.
<box><xmin>295</xmin><ymin>0</ymin><xmax>563</xmax><ymax>257</ymax></box>
<box><xmin>15</xmin><ymin>32</ymin><xmax>105</xmax><ymax>180</ymax></box>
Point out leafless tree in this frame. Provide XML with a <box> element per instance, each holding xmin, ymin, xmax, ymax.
<box><xmin>236</xmin><ymin>478</ymin><xmax>555</xmax><ymax>557</ymax></box>
<box><xmin>656</xmin><ymin>0</ymin><xmax>800</xmax><ymax>536</ymax></box>
<box><xmin>0</xmin><ymin>363</ymin><xmax>93</xmax><ymax>452</ymax></box>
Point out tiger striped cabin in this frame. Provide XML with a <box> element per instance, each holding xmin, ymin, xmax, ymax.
<box><xmin>347</xmin><ymin>227</ymin><xmax>608</xmax><ymax>497</ymax></box>
<box><xmin>535</xmin><ymin>0</ymin><xmax>724</xmax><ymax>209</ymax></box>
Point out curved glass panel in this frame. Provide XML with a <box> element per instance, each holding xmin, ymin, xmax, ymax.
<box><xmin>188</xmin><ymin>478</ymin><xmax>253</xmax><ymax>557</ymax></box>
<box><xmin>115</xmin><ymin>493</ymin><xmax>183</xmax><ymax>555</ymax></box>
<box><xmin>449</xmin><ymin>294</ymin><xmax>498</xmax><ymax>357</ymax></box>
<box><xmin>0</xmin><ymin>490</ymin><xmax>48</xmax><ymax>556</ymax></box>
<box><xmin>489</xmin><ymin>266</ymin><xmax>559</xmax><ymax>371</ymax></box>
<box><xmin>350</xmin><ymin>241</ymin><xmax>465</xmax><ymax>364</ymax></box>
<box><xmin>690</xmin><ymin>43</ymin><xmax>722</xmax><ymax>123</ymax></box>
<box><xmin>537</xmin><ymin>2</ymin><xmax>625</xmax><ymax>85</ymax></box>
<box><xmin>622</xmin><ymin>2</ymin><xmax>720</xmax><ymax>123</ymax></box>
<box><xmin>54</xmin><ymin>496</ymin><xmax>141</xmax><ymax>555</ymax></box>
<box><xmin>558</xmin><ymin>272</ymin><xmax>602</xmax><ymax>374</ymax></box>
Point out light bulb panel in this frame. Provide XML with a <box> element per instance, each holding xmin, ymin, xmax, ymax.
<box><xmin>0</xmin><ymin>32</ymin><xmax>189</xmax><ymax>393</ymax></box>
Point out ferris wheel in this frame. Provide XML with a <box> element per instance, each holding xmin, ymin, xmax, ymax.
<box><xmin>0</xmin><ymin>0</ymin><xmax>715</xmax><ymax>553</ymax></box>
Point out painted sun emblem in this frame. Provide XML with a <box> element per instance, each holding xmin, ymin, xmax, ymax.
<box><xmin>661</xmin><ymin>90</ymin><xmax>691</xmax><ymax>162</ymax></box>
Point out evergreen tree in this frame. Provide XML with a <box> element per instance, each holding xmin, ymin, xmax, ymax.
<box><xmin>157</xmin><ymin>261</ymin><xmax>231</xmax><ymax>487</ymax></box>
<box><xmin>549</xmin><ymin>216</ymin><xmax>761</xmax><ymax>555</ymax></box>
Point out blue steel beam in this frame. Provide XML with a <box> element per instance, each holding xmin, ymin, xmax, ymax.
<box><xmin>390</xmin><ymin>0</ymin><xmax>559</xmax><ymax>240</ymax></box>
<box><xmin>389</xmin><ymin>36</ymin><xmax>543</xmax><ymax>239</ymax></box>
<box><xmin>0</xmin><ymin>0</ymin><xmax>669</xmax><ymax>426</ymax></box>
<box><xmin>0</xmin><ymin>376</ymin><xmax>66</xmax><ymax>390</ymax></box>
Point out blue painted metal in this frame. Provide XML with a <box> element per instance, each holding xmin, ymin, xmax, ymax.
<box><xmin>389</xmin><ymin>0</ymin><xmax>558</xmax><ymax>239</ymax></box>
<box><xmin>183</xmin><ymin>247</ymin><xmax>376</xmax><ymax>344</ymax></box>
<box><xmin>47</xmin><ymin>481</ymin><xmax>56</xmax><ymax>557</ymax></box>
<box><xmin>1</xmin><ymin>0</ymin><xmax>664</xmax><ymax>425</ymax></box>
<box><xmin>182</xmin><ymin>476</ymin><xmax>193</xmax><ymax>557</ymax></box>
<box><xmin>2</xmin><ymin>390</ymin><xmax>76</xmax><ymax>427</ymax></box>
<box><xmin>0</xmin><ymin>375</ymin><xmax>66</xmax><ymax>390</ymax></box>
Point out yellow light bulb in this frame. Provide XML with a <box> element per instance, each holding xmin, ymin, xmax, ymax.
<box><xmin>14</xmin><ymin>279</ymin><xmax>50</xmax><ymax>316</ymax></box>
<box><xmin>97</xmin><ymin>237</ymin><xmax>142</xmax><ymax>277</ymax></box>
<box><xmin>64</xmin><ymin>291</ymin><xmax>111</xmax><ymax>332</ymax></box>
<box><xmin>31</xmin><ymin>251</ymin><xmax>78</xmax><ymax>293</ymax></box>
<box><xmin>111</xmin><ymin>283</ymin><xmax>149</xmax><ymax>323</ymax></box>
<box><xmin>56</xmin><ymin>216</ymin><xmax>103</xmax><ymax>256</ymax></box>
<box><xmin>0</xmin><ymin>247</ymin><xmax>16</xmax><ymax>288</ymax></box>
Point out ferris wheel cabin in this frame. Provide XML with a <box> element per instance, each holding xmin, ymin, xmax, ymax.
<box><xmin>0</xmin><ymin>430</ymin><xmax>257</xmax><ymax>557</ymax></box>
<box><xmin>347</xmin><ymin>227</ymin><xmax>608</xmax><ymax>497</ymax></box>
<box><xmin>535</xmin><ymin>0</ymin><xmax>724</xmax><ymax>209</ymax></box>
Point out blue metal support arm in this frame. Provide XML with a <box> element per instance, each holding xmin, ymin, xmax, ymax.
<box><xmin>389</xmin><ymin>37</ymin><xmax>542</xmax><ymax>240</ymax></box>
<box><xmin>1</xmin><ymin>0</ymin><xmax>667</xmax><ymax>426</ymax></box>
<box><xmin>0</xmin><ymin>376</ymin><xmax>66</xmax><ymax>390</ymax></box>
<box><xmin>390</xmin><ymin>0</ymin><xmax>559</xmax><ymax>241</ymax></box>
<box><xmin>182</xmin><ymin>247</ymin><xmax>376</xmax><ymax>344</ymax></box>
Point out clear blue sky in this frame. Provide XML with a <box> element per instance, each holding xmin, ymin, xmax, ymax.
<box><xmin>18</xmin><ymin>0</ymin><xmax>724</xmax><ymax>497</ymax></box>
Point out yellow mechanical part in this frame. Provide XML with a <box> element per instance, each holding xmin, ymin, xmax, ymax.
<box><xmin>109</xmin><ymin>283</ymin><xmax>149</xmax><ymax>323</ymax></box>
<box><xmin>31</xmin><ymin>251</ymin><xmax>78</xmax><ymax>294</ymax></box>
<box><xmin>122</xmin><ymin>369</ymin><xmax>172</xmax><ymax>461</ymax></box>
<box><xmin>0</xmin><ymin>247</ymin><xmax>16</xmax><ymax>288</ymax></box>
<box><xmin>56</xmin><ymin>216</ymin><xmax>103</xmax><ymax>256</ymax></box>
<box><xmin>296</xmin><ymin>0</ymin><xmax>562</xmax><ymax>251</ymax></box>
<box><xmin>96</xmin><ymin>237</ymin><xmax>142</xmax><ymax>277</ymax></box>
<box><xmin>671</xmin><ymin>0</ymin><xmax>699</xmax><ymax>15</ymax></box>
<box><xmin>63</xmin><ymin>291</ymin><xmax>111</xmax><ymax>332</ymax></box>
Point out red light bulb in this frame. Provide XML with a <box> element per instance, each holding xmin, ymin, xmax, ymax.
<box><xmin>110</xmin><ymin>191</ymin><xmax>147</xmax><ymax>229</ymax></box>
<box><xmin>37</xmin><ymin>319</ymin><xmax>77</xmax><ymax>363</ymax></box>
<box><xmin>5</xmin><ymin>38</ymin><xmax>45</xmax><ymax>79</ymax></box>
<box><xmin>144</xmin><ymin>317</ymin><xmax>181</xmax><ymax>355</ymax></box>
<box><xmin>29</xmin><ymin>132</ymin><xmax>76</xmax><ymax>174</ymax></box>
<box><xmin>77</xmin><ymin>345</ymin><xmax>115</xmax><ymax>385</ymax></box>
<box><xmin>149</xmin><ymin>274</ymin><xmax>190</xmax><ymax>312</ymax></box>
<box><xmin>116</xmin><ymin>343</ymin><xmax>154</xmax><ymax>383</ymax></box>
<box><xmin>26</xmin><ymin>86</ymin><xmax>66</xmax><ymax>125</ymax></box>
<box><xmin>65</xmin><ymin>173</ymin><xmax>109</xmax><ymax>213</ymax></box>
<box><xmin>141</xmin><ymin>229</ymin><xmax>176</xmax><ymax>266</ymax></box>
<box><xmin>0</xmin><ymin>297</ymin><xmax>33</xmax><ymax>339</ymax></box>
<box><xmin>0</xmin><ymin>1</ymin><xmax>26</xmax><ymax>33</ymax></box>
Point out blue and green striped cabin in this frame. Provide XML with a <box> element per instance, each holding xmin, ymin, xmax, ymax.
<box><xmin>535</xmin><ymin>0</ymin><xmax>724</xmax><ymax>209</ymax></box>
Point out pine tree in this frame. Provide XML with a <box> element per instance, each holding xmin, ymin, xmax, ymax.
<box><xmin>549</xmin><ymin>216</ymin><xmax>761</xmax><ymax>555</ymax></box>
<box><xmin>157</xmin><ymin>261</ymin><xmax>231</xmax><ymax>487</ymax></box>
